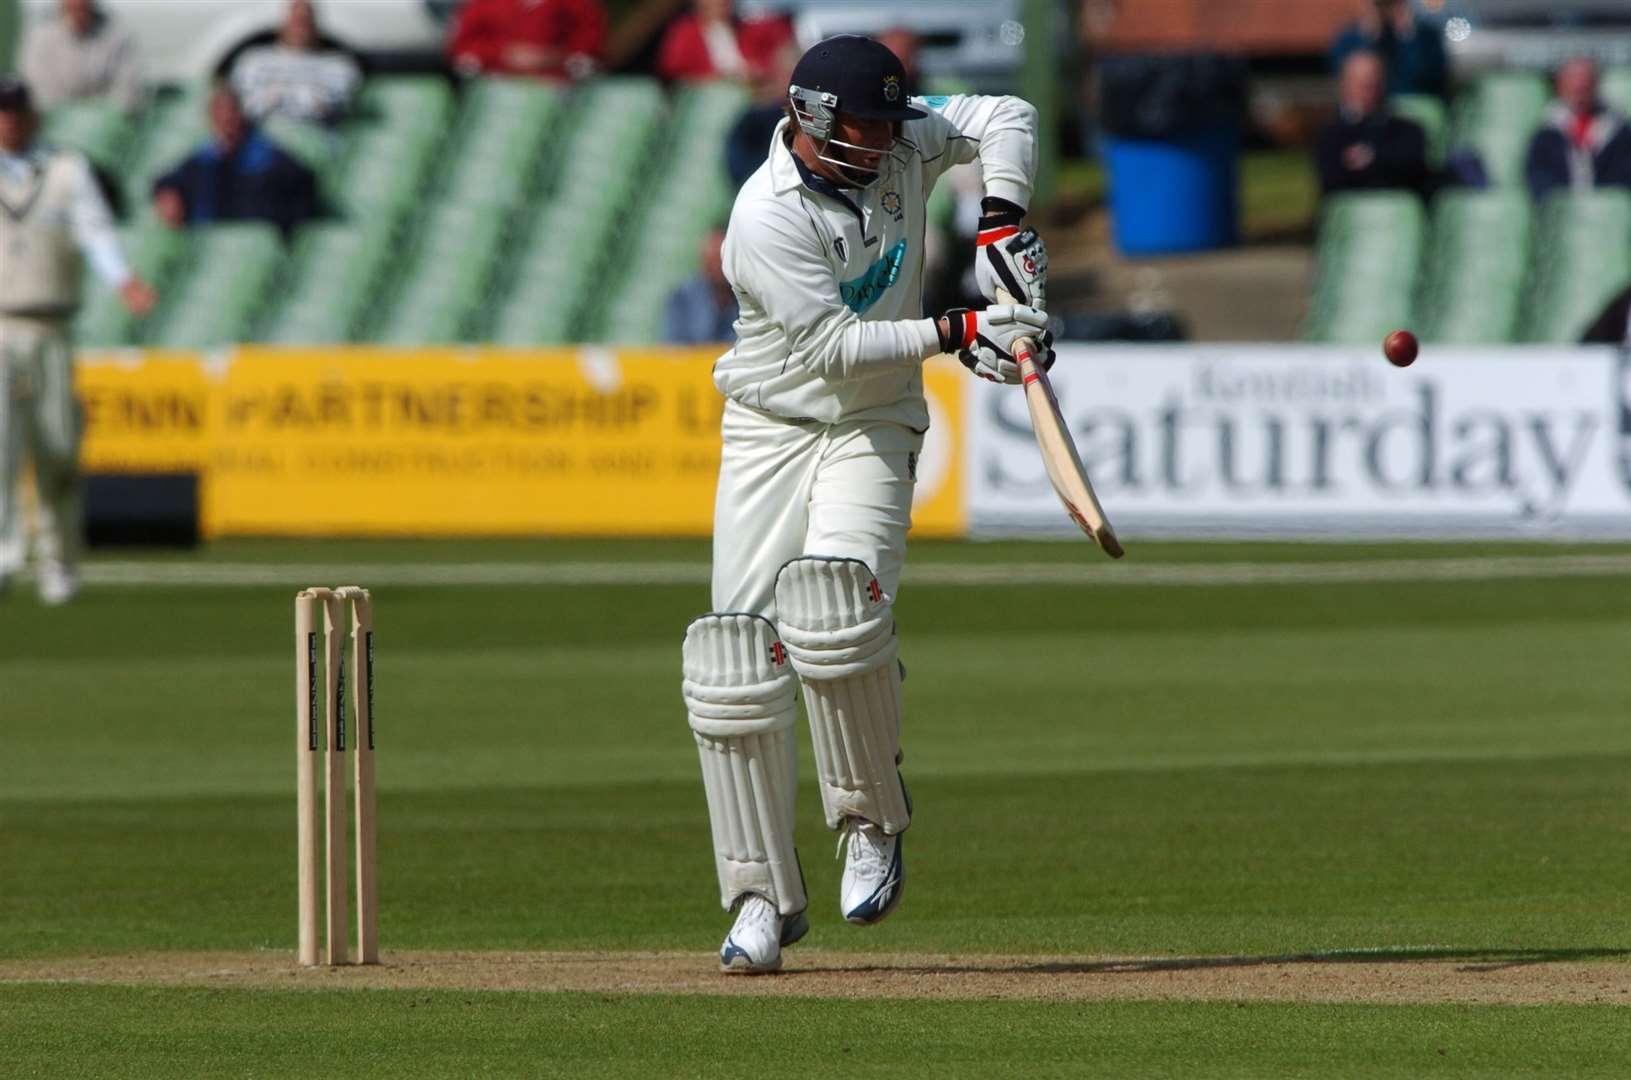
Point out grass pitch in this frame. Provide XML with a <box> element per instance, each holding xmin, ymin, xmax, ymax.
<box><xmin>2</xmin><ymin>539</ymin><xmax>1628</xmax><ymax>1076</ymax></box>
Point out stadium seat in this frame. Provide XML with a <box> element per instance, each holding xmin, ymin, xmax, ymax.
<box><xmin>358</xmin><ymin>76</ymin><xmax>454</xmax><ymax>135</ymax></box>
<box><xmin>1447</xmin><ymin>73</ymin><xmax>1548</xmax><ymax>188</ymax></box>
<box><xmin>1304</xmin><ymin>193</ymin><xmax>1424</xmax><ymax>344</ymax></box>
<box><xmin>437</xmin><ymin>78</ymin><xmax>563</xmax><ymax>211</ymax></box>
<box><xmin>327</xmin><ymin>126</ymin><xmax>436</xmax><ymax>225</ymax></box>
<box><xmin>259</xmin><ymin>220</ymin><xmax>399</xmax><ymax>344</ymax></box>
<box><xmin>147</xmin><ymin>224</ymin><xmax>285</xmax><ymax>349</ymax></box>
<box><xmin>475</xmin><ymin>77</ymin><xmax>668</xmax><ymax>344</ymax></box>
<box><xmin>1521</xmin><ymin>191</ymin><xmax>1631</xmax><ymax>342</ymax></box>
<box><xmin>371</xmin><ymin>203</ymin><xmax>506</xmax><ymax>344</ymax></box>
<box><xmin>1602</xmin><ymin>68</ymin><xmax>1631</xmax><ymax>115</ymax></box>
<box><xmin>1415</xmin><ymin>190</ymin><xmax>1531</xmax><ymax>344</ymax></box>
<box><xmin>44</xmin><ymin>101</ymin><xmax>136</xmax><ymax>171</ymax></box>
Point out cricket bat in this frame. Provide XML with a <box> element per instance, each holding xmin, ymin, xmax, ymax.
<box><xmin>996</xmin><ymin>289</ymin><xmax>1124</xmax><ymax>559</ymax></box>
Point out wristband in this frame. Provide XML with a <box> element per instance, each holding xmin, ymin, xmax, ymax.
<box><xmin>976</xmin><ymin>196</ymin><xmax>1026</xmax><ymax>244</ymax></box>
<box><xmin>937</xmin><ymin>308</ymin><xmax>978</xmax><ymax>353</ymax></box>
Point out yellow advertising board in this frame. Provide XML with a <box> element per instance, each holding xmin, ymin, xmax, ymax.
<box><xmin>78</xmin><ymin>351</ymin><xmax>216</xmax><ymax>472</ymax></box>
<box><xmin>75</xmin><ymin>348</ymin><xmax>967</xmax><ymax>539</ymax></box>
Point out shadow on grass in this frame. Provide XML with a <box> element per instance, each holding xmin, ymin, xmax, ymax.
<box><xmin>795</xmin><ymin>947</ymin><xmax>1631</xmax><ymax>979</ymax></box>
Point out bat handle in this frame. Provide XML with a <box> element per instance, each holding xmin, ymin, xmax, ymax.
<box><xmin>996</xmin><ymin>288</ymin><xmax>1038</xmax><ymax>378</ymax></box>
<box><xmin>1012</xmin><ymin>335</ymin><xmax>1040</xmax><ymax>385</ymax></box>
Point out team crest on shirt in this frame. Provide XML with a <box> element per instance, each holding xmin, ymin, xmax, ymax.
<box><xmin>882</xmin><ymin>75</ymin><xmax>901</xmax><ymax>103</ymax></box>
<box><xmin>881</xmin><ymin>190</ymin><xmax>902</xmax><ymax>217</ymax></box>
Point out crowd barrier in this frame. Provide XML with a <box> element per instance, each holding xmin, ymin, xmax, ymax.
<box><xmin>76</xmin><ymin>344</ymin><xmax>1631</xmax><ymax>541</ymax></box>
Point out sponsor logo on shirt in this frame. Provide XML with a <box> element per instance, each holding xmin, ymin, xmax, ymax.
<box><xmin>839</xmin><ymin>239</ymin><xmax>908</xmax><ymax>314</ymax></box>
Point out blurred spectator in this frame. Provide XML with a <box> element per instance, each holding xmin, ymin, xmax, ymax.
<box><xmin>449</xmin><ymin>0</ymin><xmax>606</xmax><ymax>81</ymax></box>
<box><xmin>724</xmin><ymin>40</ymin><xmax>798</xmax><ymax>188</ymax></box>
<box><xmin>875</xmin><ymin>27</ymin><xmax>922</xmax><ymax>95</ymax></box>
<box><xmin>151</xmin><ymin>86</ymin><xmax>320</xmax><ymax>236</ymax></box>
<box><xmin>1581</xmin><ymin>282</ymin><xmax>1631</xmax><ymax>344</ymax></box>
<box><xmin>655</xmin><ymin>0</ymin><xmax>792</xmax><ymax>83</ymax></box>
<box><xmin>1525</xmin><ymin>58</ymin><xmax>1631</xmax><ymax>204</ymax></box>
<box><xmin>1314</xmin><ymin>51</ymin><xmax>1431</xmax><ymax>198</ymax></box>
<box><xmin>231</xmin><ymin>0</ymin><xmax>361</xmax><ymax>128</ymax></box>
<box><xmin>1330</xmin><ymin>0</ymin><xmax>1447</xmax><ymax>99</ymax></box>
<box><xmin>663</xmin><ymin>229</ymin><xmax>737</xmax><ymax>344</ymax></box>
<box><xmin>20</xmin><ymin>0</ymin><xmax>144</xmax><ymax>114</ymax></box>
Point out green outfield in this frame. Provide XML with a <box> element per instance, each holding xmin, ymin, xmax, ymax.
<box><xmin>3</xmin><ymin>539</ymin><xmax>1629</xmax><ymax>1077</ymax></box>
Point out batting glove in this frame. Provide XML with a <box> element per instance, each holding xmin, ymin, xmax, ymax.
<box><xmin>938</xmin><ymin>304</ymin><xmax>1055</xmax><ymax>385</ymax></box>
<box><xmin>973</xmin><ymin>198</ymin><xmax>1048</xmax><ymax>309</ymax></box>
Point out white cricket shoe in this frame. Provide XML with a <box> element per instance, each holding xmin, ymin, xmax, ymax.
<box><xmin>839</xmin><ymin>819</ymin><xmax>904</xmax><ymax>925</ymax></box>
<box><xmin>719</xmin><ymin>894</ymin><xmax>809</xmax><ymax>974</ymax></box>
<box><xmin>37</xmin><ymin>563</ymin><xmax>79</xmax><ymax>606</ymax></box>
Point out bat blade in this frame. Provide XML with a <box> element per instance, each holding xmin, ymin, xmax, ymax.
<box><xmin>995</xmin><ymin>288</ymin><xmax>1123</xmax><ymax>558</ymax></box>
<box><xmin>1018</xmin><ymin>349</ymin><xmax>1123</xmax><ymax>557</ymax></box>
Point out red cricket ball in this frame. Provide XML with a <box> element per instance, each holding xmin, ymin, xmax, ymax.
<box><xmin>1383</xmin><ymin>329</ymin><xmax>1419</xmax><ymax>367</ymax></box>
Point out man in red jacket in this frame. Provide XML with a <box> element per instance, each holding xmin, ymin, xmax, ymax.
<box><xmin>448</xmin><ymin>0</ymin><xmax>607</xmax><ymax>80</ymax></box>
<box><xmin>655</xmin><ymin>0</ymin><xmax>792</xmax><ymax>83</ymax></box>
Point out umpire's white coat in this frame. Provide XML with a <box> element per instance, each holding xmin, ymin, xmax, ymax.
<box><xmin>710</xmin><ymin>95</ymin><xmax>1039</xmax><ymax>614</ymax></box>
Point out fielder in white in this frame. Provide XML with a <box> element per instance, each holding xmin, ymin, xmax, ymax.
<box><xmin>0</xmin><ymin>78</ymin><xmax>155</xmax><ymax>603</ymax></box>
<box><xmin>682</xmin><ymin>35</ymin><xmax>1052</xmax><ymax>973</ymax></box>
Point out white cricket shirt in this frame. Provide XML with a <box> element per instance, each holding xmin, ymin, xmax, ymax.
<box><xmin>716</xmin><ymin>94</ymin><xmax>1038</xmax><ymax>430</ymax></box>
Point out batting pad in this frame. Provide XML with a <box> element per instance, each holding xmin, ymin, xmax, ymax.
<box><xmin>775</xmin><ymin>557</ymin><xmax>911</xmax><ymax>835</ymax></box>
<box><xmin>682</xmin><ymin>612</ymin><xmax>807</xmax><ymax>916</ymax></box>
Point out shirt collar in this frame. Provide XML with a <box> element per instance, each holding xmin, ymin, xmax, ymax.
<box><xmin>770</xmin><ymin>118</ymin><xmax>867</xmax><ymax>223</ymax></box>
<box><xmin>769</xmin><ymin>118</ymin><xmax>804</xmax><ymax>195</ymax></box>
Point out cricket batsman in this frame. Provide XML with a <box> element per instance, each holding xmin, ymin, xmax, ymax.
<box><xmin>681</xmin><ymin>34</ymin><xmax>1051</xmax><ymax>973</ymax></box>
<box><xmin>0</xmin><ymin>77</ymin><xmax>155</xmax><ymax>603</ymax></box>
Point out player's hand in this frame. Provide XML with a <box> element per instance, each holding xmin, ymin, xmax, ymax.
<box><xmin>118</xmin><ymin>277</ymin><xmax>158</xmax><ymax>317</ymax></box>
<box><xmin>152</xmin><ymin>187</ymin><xmax>186</xmax><ymax>229</ymax></box>
<box><xmin>938</xmin><ymin>304</ymin><xmax>1055</xmax><ymax>384</ymax></box>
<box><xmin>973</xmin><ymin>196</ymin><xmax>1047</xmax><ymax>308</ymax></box>
<box><xmin>503</xmin><ymin>42</ymin><xmax>564</xmax><ymax>72</ymax></box>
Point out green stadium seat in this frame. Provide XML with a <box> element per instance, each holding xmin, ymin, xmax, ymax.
<box><xmin>1447</xmin><ymin>73</ymin><xmax>1548</xmax><ymax>188</ymax></box>
<box><xmin>44</xmin><ymin>101</ymin><xmax>136</xmax><ymax>170</ymax></box>
<box><xmin>370</xmin><ymin>203</ymin><xmax>506</xmax><ymax>344</ymax></box>
<box><xmin>570</xmin><ymin>80</ymin><xmax>739</xmax><ymax>343</ymax></box>
<box><xmin>148</xmin><ymin>224</ymin><xmax>284</xmax><ymax>349</ymax></box>
<box><xmin>1521</xmin><ymin>191</ymin><xmax>1631</xmax><ymax>342</ymax></box>
<box><xmin>259</xmin><ymin>220</ymin><xmax>398</xmax><ymax>344</ymax></box>
<box><xmin>470</xmin><ymin>77</ymin><xmax>669</xmax><ymax>344</ymax></box>
<box><xmin>359</xmin><ymin>76</ymin><xmax>454</xmax><ymax>136</ymax></box>
<box><xmin>327</xmin><ymin>126</ymin><xmax>434</xmax><ymax>224</ymax></box>
<box><xmin>1415</xmin><ymin>190</ymin><xmax>1530</xmax><ymax>344</ymax></box>
<box><xmin>438</xmin><ymin>78</ymin><xmax>563</xmax><ymax>210</ymax></box>
<box><xmin>1304</xmin><ymin>193</ymin><xmax>1424</xmax><ymax>344</ymax></box>
<box><xmin>1602</xmin><ymin>68</ymin><xmax>1631</xmax><ymax>115</ymax></box>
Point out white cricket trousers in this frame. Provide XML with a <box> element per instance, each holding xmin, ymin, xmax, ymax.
<box><xmin>711</xmin><ymin>399</ymin><xmax>922</xmax><ymax>616</ymax></box>
<box><xmin>0</xmin><ymin>316</ymin><xmax>81</xmax><ymax>578</ymax></box>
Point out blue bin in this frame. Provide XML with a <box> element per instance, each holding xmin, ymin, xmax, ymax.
<box><xmin>1105</xmin><ymin>127</ymin><xmax>1240</xmax><ymax>256</ymax></box>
